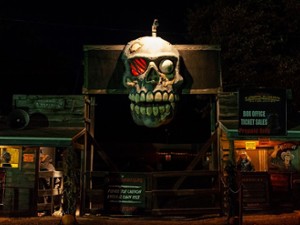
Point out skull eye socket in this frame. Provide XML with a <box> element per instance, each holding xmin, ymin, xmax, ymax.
<box><xmin>159</xmin><ymin>59</ymin><xmax>174</xmax><ymax>74</ymax></box>
<box><xmin>129</xmin><ymin>57</ymin><xmax>177</xmax><ymax>76</ymax></box>
<box><xmin>129</xmin><ymin>58</ymin><xmax>148</xmax><ymax>76</ymax></box>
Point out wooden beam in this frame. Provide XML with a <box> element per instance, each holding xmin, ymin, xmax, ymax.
<box><xmin>172</xmin><ymin>131</ymin><xmax>217</xmax><ymax>189</ymax></box>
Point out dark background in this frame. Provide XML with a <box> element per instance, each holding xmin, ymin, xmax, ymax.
<box><xmin>0</xmin><ymin>2</ymin><xmax>193</xmax><ymax>104</ymax></box>
<box><xmin>0</xmin><ymin>2</ymin><xmax>210</xmax><ymax>145</ymax></box>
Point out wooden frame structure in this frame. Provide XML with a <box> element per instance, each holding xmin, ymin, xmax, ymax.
<box><xmin>80</xmin><ymin>44</ymin><xmax>223</xmax><ymax>216</ymax></box>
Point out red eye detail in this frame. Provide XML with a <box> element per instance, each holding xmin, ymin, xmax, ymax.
<box><xmin>130</xmin><ymin>58</ymin><xmax>147</xmax><ymax>76</ymax></box>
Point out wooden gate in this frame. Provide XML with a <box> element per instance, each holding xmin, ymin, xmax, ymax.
<box><xmin>83</xmin><ymin>170</ymin><xmax>222</xmax><ymax>216</ymax></box>
<box><xmin>150</xmin><ymin>171</ymin><xmax>222</xmax><ymax>216</ymax></box>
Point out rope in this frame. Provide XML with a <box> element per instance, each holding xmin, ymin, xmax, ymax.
<box><xmin>220</xmin><ymin>176</ymin><xmax>242</xmax><ymax>193</ymax></box>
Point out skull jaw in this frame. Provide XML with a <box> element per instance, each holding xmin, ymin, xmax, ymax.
<box><xmin>130</xmin><ymin>106</ymin><xmax>175</xmax><ymax>128</ymax></box>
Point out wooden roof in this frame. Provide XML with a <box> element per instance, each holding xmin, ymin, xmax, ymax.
<box><xmin>0</xmin><ymin>127</ymin><xmax>85</xmax><ymax>146</ymax></box>
<box><xmin>219</xmin><ymin>120</ymin><xmax>300</xmax><ymax>140</ymax></box>
<box><xmin>0</xmin><ymin>95</ymin><xmax>85</xmax><ymax>147</ymax></box>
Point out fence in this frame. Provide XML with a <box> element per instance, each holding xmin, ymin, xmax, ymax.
<box><xmin>83</xmin><ymin>170</ymin><xmax>223</xmax><ymax>217</ymax></box>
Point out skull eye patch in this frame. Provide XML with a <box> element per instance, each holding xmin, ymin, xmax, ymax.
<box><xmin>129</xmin><ymin>57</ymin><xmax>177</xmax><ymax>76</ymax></box>
<box><xmin>130</xmin><ymin>58</ymin><xmax>148</xmax><ymax>76</ymax></box>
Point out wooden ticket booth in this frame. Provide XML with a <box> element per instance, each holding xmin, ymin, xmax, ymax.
<box><xmin>0</xmin><ymin>95</ymin><xmax>85</xmax><ymax>216</ymax></box>
<box><xmin>219</xmin><ymin>91</ymin><xmax>300</xmax><ymax>212</ymax></box>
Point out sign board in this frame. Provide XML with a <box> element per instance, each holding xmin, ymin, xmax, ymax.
<box><xmin>240</xmin><ymin>172</ymin><xmax>270</xmax><ymax>210</ymax></box>
<box><xmin>238</xmin><ymin>88</ymin><xmax>287</xmax><ymax>136</ymax></box>
<box><xmin>105</xmin><ymin>173</ymin><xmax>146</xmax><ymax>215</ymax></box>
<box><xmin>23</xmin><ymin>153</ymin><xmax>34</xmax><ymax>163</ymax></box>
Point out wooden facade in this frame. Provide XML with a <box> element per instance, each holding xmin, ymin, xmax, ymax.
<box><xmin>0</xmin><ymin>44</ymin><xmax>224</xmax><ymax>217</ymax></box>
<box><xmin>0</xmin><ymin>51</ymin><xmax>299</xmax><ymax>219</ymax></box>
<box><xmin>1</xmin><ymin>46</ymin><xmax>299</xmax><ymax>219</ymax></box>
<box><xmin>0</xmin><ymin>95</ymin><xmax>85</xmax><ymax>216</ymax></box>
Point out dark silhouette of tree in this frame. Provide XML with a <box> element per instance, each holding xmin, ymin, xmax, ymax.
<box><xmin>186</xmin><ymin>0</ymin><xmax>300</xmax><ymax>111</ymax></box>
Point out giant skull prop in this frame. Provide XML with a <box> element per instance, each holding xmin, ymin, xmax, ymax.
<box><xmin>122</xmin><ymin>36</ymin><xmax>183</xmax><ymax>128</ymax></box>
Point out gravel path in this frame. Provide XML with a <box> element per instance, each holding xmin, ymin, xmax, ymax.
<box><xmin>0</xmin><ymin>211</ymin><xmax>299</xmax><ymax>225</ymax></box>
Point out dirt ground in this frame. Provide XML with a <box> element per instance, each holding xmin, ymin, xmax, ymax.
<box><xmin>0</xmin><ymin>211</ymin><xmax>300</xmax><ymax>225</ymax></box>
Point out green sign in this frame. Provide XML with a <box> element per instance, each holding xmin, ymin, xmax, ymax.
<box><xmin>105</xmin><ymin>173</ymin><xmax>145</xmax><ymax>215</ymax></box>
<box><xmin>238</xmin><ymin>88</ymin><xmax>287</xmax><ymax>136</ymax></box>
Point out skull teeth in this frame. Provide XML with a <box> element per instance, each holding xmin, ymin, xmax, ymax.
<box><xmin>129</xmin><ymin>92</ymin><xmax>179</xmax><ymax>103</ymax></box>
<box><xmin>130</xmin><ymin>103</ymin><xmax>175</xmax><ymax>116</ymax></box>
<box><xmin>146</xmin><ymin>92</ymin><xmax>154</xmax><ymax>102</ymax></box>
<box><xmin>163</xmin><ymin>92</ymin><xmax>169</xmax><ymax>101</ymax></box>
<box><xmin>154</xmin><ymin>92</ymin><xmax>162</xmax><ymax>102</ymax></box>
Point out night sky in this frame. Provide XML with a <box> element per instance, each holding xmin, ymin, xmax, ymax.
<box><xmin>0</xmin><ymin>2</ymin><xmax>194</xmax><ymax>113</ymax></box>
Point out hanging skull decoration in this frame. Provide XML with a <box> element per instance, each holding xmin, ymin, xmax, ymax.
<box><xmin>121</xmin><ymin>22</ymin><xmax>183</xmax><ymax>128</ymax></box>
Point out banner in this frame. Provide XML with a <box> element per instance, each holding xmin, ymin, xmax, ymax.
<box><xmin>238</xmin><ymin>88</ymin><xmax>287</xmax><ymax>136</ymax></box>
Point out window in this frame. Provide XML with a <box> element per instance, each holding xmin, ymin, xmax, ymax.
<box><xmin>0</xmin><ymin>146</ymin><xmax>20</xmax><ymax>168</ymax></box>
<box><xmin>235</xmin><ymin>149</ymin><xmax>269</xmax><ymax>172</ymax></box>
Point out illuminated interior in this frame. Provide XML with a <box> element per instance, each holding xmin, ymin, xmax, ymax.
<box><xmin>0</xmin><ymin>146</ymin><xmax>21</xmax><ymax>168</ymax></box>
<box><xmin>233</xmin><ymin>140</ymin><xmax>300</xmax><ymax>172</ymax></box>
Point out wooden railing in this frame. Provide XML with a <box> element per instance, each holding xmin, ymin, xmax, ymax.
<box><xmin>82</xmin><ymin>170</ymin><xmax>223</xmax><ymax>216</ymax></box>
<box><xmin>37</xmin><ymin>170</ymin><xmax>63</xmax><ymax>215</ymax></box>
<box><xmin>150</xmin><ymin>170</ymin><xmax>222</xmax><ymax>216</ymax></box>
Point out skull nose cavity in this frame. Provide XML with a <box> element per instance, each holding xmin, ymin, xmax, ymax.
<box><xmin>146</xmin><ymin>68</ymin><xmax>159</xmax><ymax>83</ymax></box>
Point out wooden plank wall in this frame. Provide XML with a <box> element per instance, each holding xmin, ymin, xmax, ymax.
<box><xmin>218</xmin><ymin>92</ymin><xmax>238</xmax><ymax>121</ymax></box>
<box><xmin>218</xmin><ymin>92</ymin><xmax>238</xmax><ymax>166</ymax></box>
<box><xmin>0</xmin><ymin>147</ymin><xmax>38</xmax><ymax>216</ymax></box>
<box><xmin>1</xmin><ymin>169</ymin><xmax>35</xmax><ymax>216</ymax></box>
<box><xmin>12</xmin><ymin>95</ymin><xmax>85</xmax><ymax>128</ymax></box>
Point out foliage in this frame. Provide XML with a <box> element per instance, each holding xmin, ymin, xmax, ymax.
<box><xmin>62</xmin><ymin>147</ymin><xmax>80</xmax><ymax>215</ymax></box>
<box><xmin>224</xmin><ymin>160</ymin><xmax>239</xmax><ymax>218</ymax></box>
<box><xmin>186</xmin><ymin>0</ymin><xmax>300</xmax><ymax>111</ymax></box>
